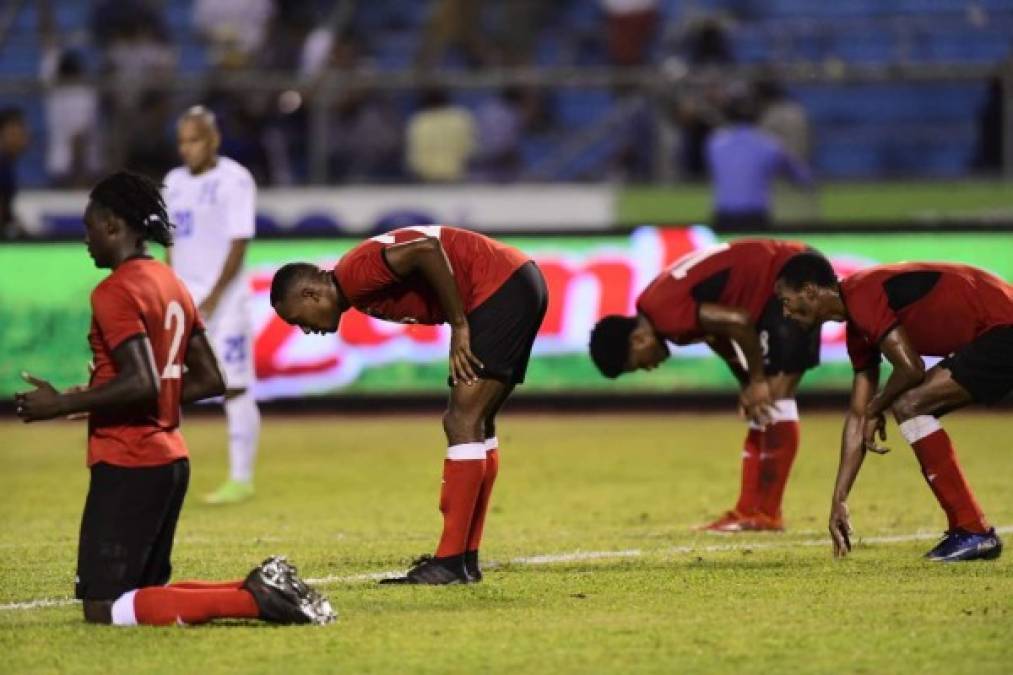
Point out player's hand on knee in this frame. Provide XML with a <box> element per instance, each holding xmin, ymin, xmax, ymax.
<box><xmin>739</xmin><ymin>378</ymin><xmax>774</xmax><ymax>426</ymax></box>
<box><xmin>862</xmin><ymin>413</ymin><xmax>890</xmax><ymax>454</ymax></box>
<box><xmin>449</xmin><ymin>324</ymin><xmax>483</xmax><ymax>386</ymax></box>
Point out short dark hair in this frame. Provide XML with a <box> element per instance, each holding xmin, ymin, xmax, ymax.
<box><xmin>777</xmin><ymin>251</ymin><xmax>837</xmax><ymax>290</ymax></box>
<box><xmin>90</xmin><ymin>171</ymin><xmax>174</xmax><ymax>246</ymax></box>
<box><xmin>589</xmin><ymin>315</ymin><xmax>638</xmax><ymax>379</ymax></box>
<box><xmin>270</xmin><ymin>262</ymin><xmax>320</xmax><ymax>307</ymax></box>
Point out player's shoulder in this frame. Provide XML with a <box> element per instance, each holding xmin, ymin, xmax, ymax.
<box><xmin>163</xmin><ymin>165</ymin><xmax>189</xmax><ymax>188</ymax></box>
<box><xmin>217</xmin><ymin>156</ymin><xmax>257</xmax><ymax>185</ymax></box>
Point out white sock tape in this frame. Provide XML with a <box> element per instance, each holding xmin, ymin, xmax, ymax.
<box><xmin>899</xmin><ymin>415</ymin><xmax>942</xmax><ymax>444</ymax></box>
<box><xmin>110</xmin><ymin>589</ymin><xmax>138</xmax><ymax>626</ymax></box>
<box><xmin>484</xmin><ymin>437</ymin><xmax>499</xmax><ymax>452</ymax></box>
<box><xmin>447</xmin><ymin>442</ymin><xmax>488</xmax><ymax>460</ymax></box>
<box><xmin>770</xmin><ymin>399</ymin><xmax>799</xmax><ymax>423</ymax></box>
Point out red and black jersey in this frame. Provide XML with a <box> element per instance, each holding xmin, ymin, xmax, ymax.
<box><xmin>842</xmin><ymin>262</ymin><xmax>1013</xmax><ymax>371</ymax></box>
<box><xmin>87</xmin><ymin>257</ymin><xmax>203</xmax><ymax>468</ymax></box>
<box><xmin>636</xmin><ymin>239</ymin><xmax>808</xmax><ymax>344</ymax></box>
<box><xmin>333</xmin><ymin>225</ymin><xmax>529</xmax><ymax>325</ymax></box>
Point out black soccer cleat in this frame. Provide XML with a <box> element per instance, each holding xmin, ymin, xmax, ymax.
<box><xmin>464</xmin><ymin>550</ymin><xmax>482</xmax><ymax>583</ymax></box>
<box><xmin>379</xmin><ymin>554</ymin><xmax>470</xmax><ymax>585</ymax></box>
<box><xmin>242</xmin><ymin>555</ymin><xmax>337</xmax><ymax>625</ymax></box>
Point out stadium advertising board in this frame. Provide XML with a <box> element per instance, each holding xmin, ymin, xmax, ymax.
<box><xmin>1</xmin><ymin>227</ymin><xmax>1012</xmax><ymax>399</ymax></box>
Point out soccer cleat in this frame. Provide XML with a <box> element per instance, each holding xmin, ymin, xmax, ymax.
<box><xmin>699</xmin><ymin>510</ymin><xmax>784</xmax><ymax>533</ymax></box>
<box><xmin>464</xmin><ymin>550</ymin><xmax>482</xmax><ymax>583</ymax></box>
<box><xmin>924</xmin><ymin>528</ymin><xmax>1003</xmax><ymax>562</ymax></box>
<box><xmin>242</xmin><ymin>556</ymin><xmax>336</xmax><ymax>625</ymax></box>
<box><xmin>378</xmin><ymin>554</ymin><xmax>469</xmax><ymax>585</ymax></box>
<box><xmin>204</xmin><ymin>479</ymin><xmax>254</xmax><ymax>505</ymax></box>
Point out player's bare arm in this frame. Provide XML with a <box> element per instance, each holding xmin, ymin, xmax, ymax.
<box><xmin>698</xmin><ymin>302</ymin><xmax>774</xmax><ymax>424</ymax></box>
<box><xmin>15</xmin><ymin>336</ymin><xmax>159</xmax><ymax>422</ymax></box>
<box><xmin>862</xmin><ymin>326</ymin><xmax>925</xmax><ymax>447</ymax></box>
<box><xmin>383</xmin><ymin>236</ymin><xmax>484</xmax><ymax>385</ymax></box>
<box><xmin>181</xmin><ymin>330</ymin><xmax>226</xmax><ymax>404</ymax></box>
<box><xmin>830</xmin><ymin>366</ymin><xmax>880</xmax><ymax>558</ymax></box>
<box><xmin>199</xmin><ymin>239</ymin><xmax>249</xmax><ymax>319</ymax></box>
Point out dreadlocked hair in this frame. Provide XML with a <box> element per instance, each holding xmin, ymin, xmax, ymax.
<box><xmin>90</xmin><ymin>171</ymin><xmax>175</xmax><ymax>247</ymax></box>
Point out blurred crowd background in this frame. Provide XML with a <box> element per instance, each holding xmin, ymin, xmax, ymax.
<box><xmin>0</xmin><ymin>0</ymin><xmax>1011</xmax><ymax>236</ymax></box>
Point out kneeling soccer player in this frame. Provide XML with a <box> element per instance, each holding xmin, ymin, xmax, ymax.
<box><xmin>14</xmin><ymin>172</ymin><xmax>334</xmax><ymax>625</ymax></box>
<box><xmin>589</xmin><ymin>239</ymin><xmax>822</xmax><ymax>532</ymax></box>
<box><xmin>775</xmin><ymin>252</ymin><xmax>1005</xmax><ymax>562</ymax></box>
<box><xmin>270</xmin><ymin>225</ymin><xmax>547</xmax><ymax>584</ymax></box>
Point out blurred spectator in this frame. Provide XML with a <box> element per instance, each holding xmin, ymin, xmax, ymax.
<box><xmin>673</xmin><ymin>82</ymin><xmax>724</xmax><ymax>179</ymax></box>
<box><xmin>0</xmin><ymin>108</ymin><xmax>29</xmax><ymax>239</ymax></box>
<box><xmin>331</xmin><ymin>91</ymin><xmax>405</xmax><ymax>182</ymax></box>
<box><xmin>194</xmin><ymin>0</ymin><xmax>275</xmax><ymax>68</ymax></box>
<box><xmin>406</xmin><ymin>87</ymin><xmax>476</xmax><ymax>182</ymax></box>
<box><xmin>469</xmin><ymin>88</ymin><xmax>525</xmax><ymax>182</ymax></box>
<box><xmin>684</xmin><ymin>17</ymin><xmax>733</xmax><ymax>66</ymax></box>
<box><xmin>974</xmin><ymin>75</ymin><xmax>1002</xmax><ymax>172</ymax></box>
<box><xmin>756</xmin><ymin>76</ymin><xmax>810</xmax><ymax>162</ymax></box>
<box><xmin>90</xmin><ymin>0</ymin><xmax>167</xmax><ymax>45</ymax></box>
<box><xmin>418</xmin><ymin>0</ymin><xmax>495</xmax><ymax>69</ymax></box>
<box><xmin>487</xmin><ymin>1</ymin><xmax>553</xmax><ymax>66</ymax></box>
<box><xmin>38</xmin><ymin>1</ymin><xmax>100</xmax><ymax>186</ymax></box>
<box><xmin>123</xmin><ymin>90</ymin><xmax>178</xmax><ymax>182</ymax></box>
<box><xmin>42</xmin><ymin>50</ymin><xmax>101</xmax><ymax>187</ymax></box>
<box><xmin>602</xmin><ymin>0</ymin><xmax>659</xmax><ymax>67</ymax></box>
<box><xmin>705</xmin><ymin>92</ymin><xmax>812</xmax><ymax>231</ymax></box>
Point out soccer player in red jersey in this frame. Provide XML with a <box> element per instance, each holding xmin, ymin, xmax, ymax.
<box><xmin>589</xmin><ymin>240</ymin><xmax>822</xmax><ymax>532</ymax></box>
<box><xmin>14</xmin><ymin>172</ymin><xmax>334</xmax><ymax>624</ymax></box>
<box><xmin>270</xmin><ymin>225</ymin><xmax>547</xmax><ymax>584</ymax></box>
<box><xmin>775</xmin><ymin>252</ymin><xmax>1006</xmax><ymax>562</ymax></box>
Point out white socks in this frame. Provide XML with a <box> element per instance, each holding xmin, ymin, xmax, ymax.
<box><xmin>748</xmin><ymin>399</ymin><xmax>799</xmax><ymax>430</ymax></box>
<box><xmin>446</xmin><ymin>442</ymin><xmax>488</xmax><ymax>460</ymax></box>
<box><xmin>110</xmin><ymin>590</ymin><xmax>138</xmax><ymax>626</ymax></box>
<box><xmin>899</xmin><ymin>415</ymin><xmax>942</xmax><ymax>444</ymax></box>
<box><xmin>225</xmin><ymin>392</ymin><xmax>261</xmax><ymax>483</ymax></box>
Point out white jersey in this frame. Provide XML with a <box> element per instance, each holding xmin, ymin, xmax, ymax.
<box><xmin>164</xmin><ymin>156</ymin><xmax>256</xmax><ymax>305</ymax></box>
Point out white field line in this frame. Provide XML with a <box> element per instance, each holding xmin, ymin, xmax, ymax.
<box><xmin>3</xmin><ymin>525</ymin><xmax>1009</xmax><ymax>613</ymax></box>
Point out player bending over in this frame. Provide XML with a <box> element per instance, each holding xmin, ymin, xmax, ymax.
<box><xmin>270</xmin><ymin>225</ymin><xmax>547</xmax><ymax>584</ymax></box>
<box><xmin>14</xmin><ymin>172</ymin><xmax>334</xmax><ymax>625</ymax></box>
<box><xmin>589</xmin><ymin>239</ymin><xmax>822</xmax><ymax>532</ymax></box>
<box><xmin>775</xmin><ymin>252</ymin><xmax>1005</xmax><ymax>562</ymax></box>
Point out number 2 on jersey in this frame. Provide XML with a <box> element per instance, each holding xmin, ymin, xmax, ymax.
<box><xmin>161</xmin><ymin>300</ymin><xmax>185</xmax><ymax>379</ymax></box>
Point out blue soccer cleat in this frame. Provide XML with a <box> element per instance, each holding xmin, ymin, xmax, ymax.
<box><xmin>924</xmin><ymin>528</ymin><xmax>1003</xmax><ymax>562</ymax></box>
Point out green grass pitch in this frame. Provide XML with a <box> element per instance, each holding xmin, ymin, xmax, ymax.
<box><xmin>1</xmin><ymin>412</ymin><xmax>1011</xmax><ymax>674</ymax></box>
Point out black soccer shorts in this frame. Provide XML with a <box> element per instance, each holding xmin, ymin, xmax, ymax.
<box><xmin>75</xmin><ymin>459</ymin><xmax>189</xmax><ymax>601</ymax></box>
<box><xmin>459</xmin><ymin>261</ymin><xmax>548</xmax><ymax>386</ymax></box>
<box><xmin>940</xmin><ymin>324</ymin><xmax>1013</xmax><ymax>405</ymax></box>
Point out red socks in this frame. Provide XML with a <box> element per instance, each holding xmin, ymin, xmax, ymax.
<box><xmin>734</xmin><ymin>427</ymin><xmax>763</xmax><ymax>515</ymax></box>
<box><xmin>733</xmin><ymin>400</ymin><xmax>800</xmax><ymax>518</ymax></box>
<box><xmin>757</xmin><ymin>419</ymin><xmax>800</xmax><ymax>518</ymax></box>
<box><xmin>435</xmin><ymin>442</ymin><xmax>487</xmax><ymax>558</ymax></box>
<box><xmin>129</xmin><ymin>586</ymin><xmax>259</xmax><ymax>626</ymax></box>
<box><xmin>899</xmin><ymin>417</ymin><xmax>989</xmax><ymax>533</ymax></box>
<box><xmin>467</xmin><ymin>444</ymin><xmax>500</xmax><ymax>553</ymax></box>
